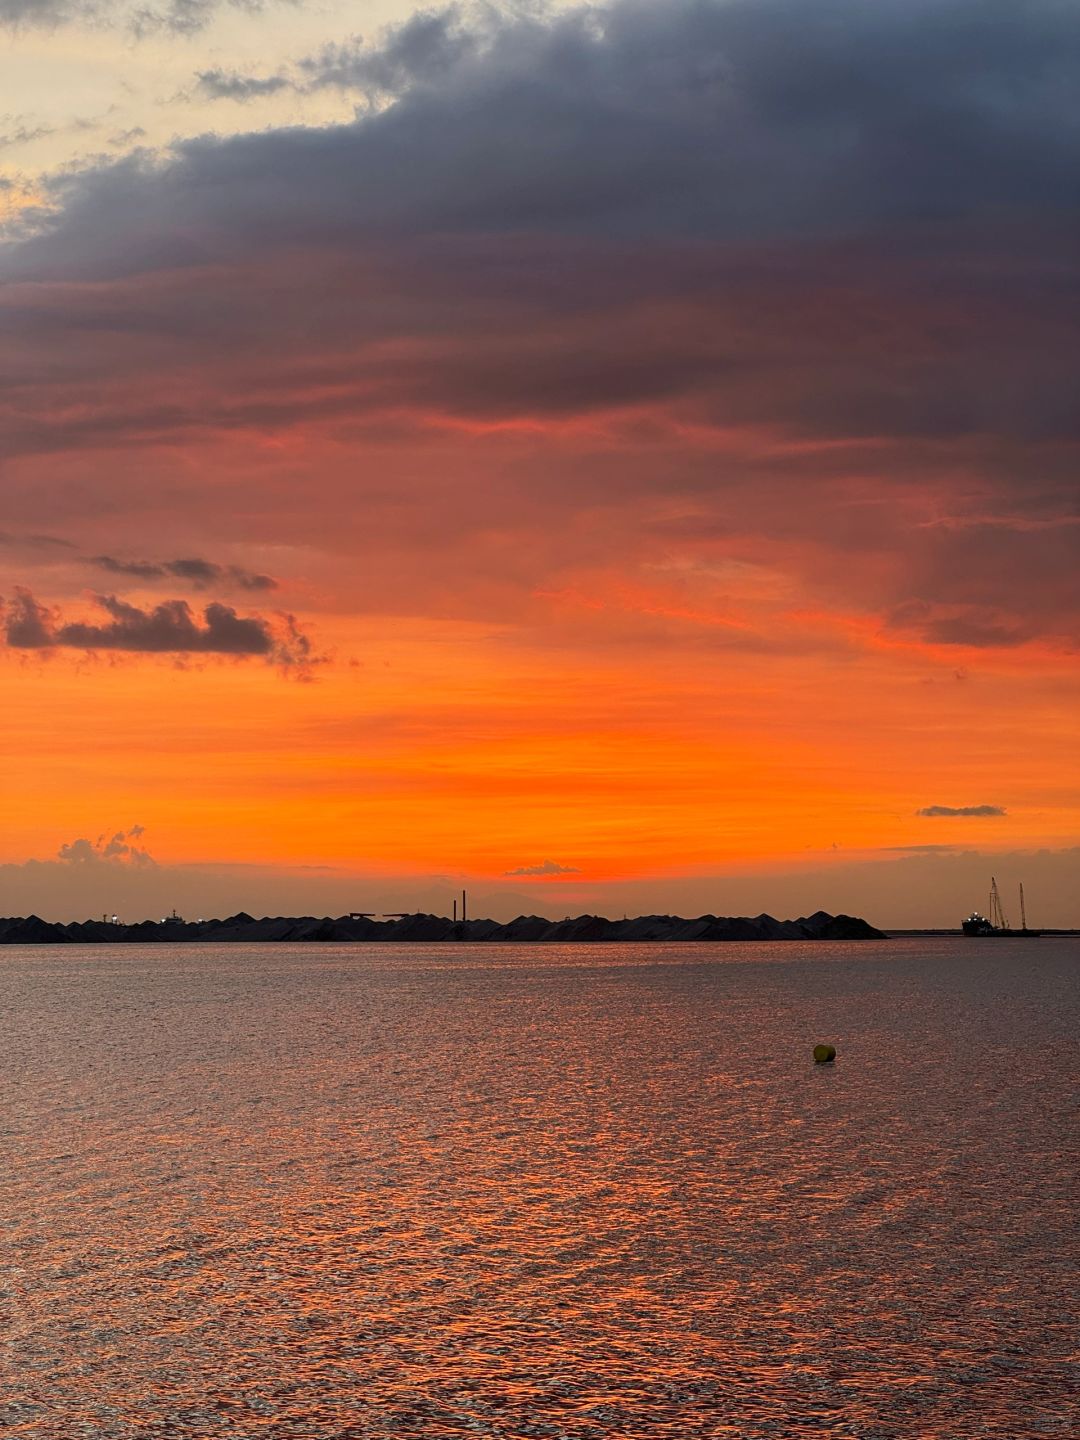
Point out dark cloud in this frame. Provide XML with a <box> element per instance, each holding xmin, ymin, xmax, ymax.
<box><xmin>93</xmin><ymin>555</ymin><xmax>279</xmax><ymax>590</ymax></box>
<box><xmin>92</xmin><ymin>556</ymin><xmax>164</xmax><ymax>580</ymax></box>
<box><xmin>6</xmin><ymin>0</ymin><xmax>1078</xmax><ymax>446</ymax></box>
<box><xmin>917</xmin><ymin>805</ymin><xmax>1006</xmax><ymax>817</ymax></box>
<box><xmin>1</xmin><ymin>0</ymin><xmax>1077</xmax><ymax>652</ymax></box>
<box><xmin>504</xmin><ymin>859</ymin><xmax>581</xmax><ymax>876</ymax></box>
<box><xmin>13</xmin><ymin>0</ymin><xmax>1079</xmax><ymax>277</ymax></box>
<box><xmin>2</xmin><ymin>588</ymin><xmax>313</xmax><ymax>667</ymax></box>
<box><xmin>4</xmin><ymin>588</ymin><xmax>55</xmax><ymax>646</ymax></box>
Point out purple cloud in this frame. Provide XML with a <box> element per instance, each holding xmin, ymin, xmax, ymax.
<box><xmin>92</xmin><ymin>556</ymin><xmax>279</xmax><ymax>590</ymax></box>
<box><xmin>2</xmin><ymin>588</ymin><xmax>315</xmax><ymax>669</ymax></box>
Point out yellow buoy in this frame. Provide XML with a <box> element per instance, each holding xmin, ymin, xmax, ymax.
<box><xmin>813</xmin><ymin>1044</ymin><xmax>836</xmax><ymax>1064</ymax></box>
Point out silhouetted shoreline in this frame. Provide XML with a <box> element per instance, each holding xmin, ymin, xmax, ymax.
<box><xmin>0</xmin><ymin>910</ymin><xmax>884</xmax><ymax>945</ymax></box>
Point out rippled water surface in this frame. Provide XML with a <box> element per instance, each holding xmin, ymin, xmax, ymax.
<box><xmin>2</xmin><ymin>938</ymin><xmax>1077</xmax><ymax>1437</ymax></box>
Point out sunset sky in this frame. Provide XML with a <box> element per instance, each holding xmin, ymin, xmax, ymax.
<box><xmin>2</xmin><ymin>0</ymin><xmax>1077</xmax><ymax>925</ymax></box>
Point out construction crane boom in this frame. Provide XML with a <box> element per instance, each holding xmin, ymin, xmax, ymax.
<box><xmin>990</xmin><ymin>876</ymin><xmax>1010</xmax><ymax>932</ymax></box>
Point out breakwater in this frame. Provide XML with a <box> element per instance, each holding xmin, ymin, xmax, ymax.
<box><xmin>0</xmin><ymin>909</ymin><xmax>883</xmax><ymax>944</ymax></box>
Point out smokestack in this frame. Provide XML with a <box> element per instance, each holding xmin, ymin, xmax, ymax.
<box><xmin>453</xmin><ymin>898</ymin><xmax>457</xmax><ymax>922</ymax></box>
<box><xmin>462</xmin><ymin>888</ymin><xmax>467</xmax><ymax>923</ymax></box>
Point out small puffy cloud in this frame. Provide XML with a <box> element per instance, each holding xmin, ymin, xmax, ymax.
<box><xmin>504</xmin><ymin>859</ymin><xmax>581</xmax><ymax>876</ymax></box>
<box><xmin>916</xmin><ymin>805</ymin><xmax>1006</xmax><ymax>818</ymax></box>
<box><xmin>58</xmin><ymin>824</ymin><xmax>154</xmax><ymax>867</ymax></box>
<box><xmin>194</xmin><ymin>69</ymin><xmax>293</xmax><ymax>103</ymax></box>
<box><xmin>10</xmin><ymin>589</ymin><xmax>274</xmax><ymax>653</ymax></box>
<box><xmin>2</xmin><ymin>588</ymin><xmax>314</xmax><ymax>670</ymax></box>
<box><xmin>92</xmin><ymin>556</ymin><xmax>278</xmax><ymax>590</ymax></box>
<box><xmin>298</xmin><ymin>8</ymin><xmax>481</xmax><ymax>100</ymax></box>
<box><xmin>109</xmin><ymin>127</ymin><xmax>146</xmax><ymax>149</ymax></box>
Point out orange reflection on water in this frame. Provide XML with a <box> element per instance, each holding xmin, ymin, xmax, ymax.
<box><xmin>0</xmin><ymin>939</ymin><xmax>1075</xmax><ymax>1437</ymax></box>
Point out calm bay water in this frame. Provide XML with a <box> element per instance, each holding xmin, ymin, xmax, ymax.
<box><xmin>1</xmin><ymin>938</ymin><xmax>1076</xmax><ymax>1438</ymax></box>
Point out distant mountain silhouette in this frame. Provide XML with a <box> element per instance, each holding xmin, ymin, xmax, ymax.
<box><xmin>0</xmin><ymin>910</ymin><xmax>884</xmax><ymax>944</ymax></box>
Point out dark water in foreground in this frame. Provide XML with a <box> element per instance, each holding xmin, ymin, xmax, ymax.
<box><xmin>1</xmin><ymin>939</ymin><xmax>1076</xmax><ymax>1438</ymax></box>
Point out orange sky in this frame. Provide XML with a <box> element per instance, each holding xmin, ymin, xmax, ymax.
<box><xmin>2</xmin><ymin>0</ymin><xmax>1077</xmax><ymax>925</ymax></box>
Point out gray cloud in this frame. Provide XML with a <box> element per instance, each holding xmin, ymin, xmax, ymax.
<box><xmin>194</xmin><ymin>69</ymin><xmax>293</xmax><ymax>102</ymax></box>
<box><xmin>5</xmin><ymin>0</ymin><xmax>1074</xmax><ymax>460</ymax></box>
<box><xmin>2</xmin><ymin>588</ymin><xmax>313</xmax><ymax>667</ymax></box>
<box><xmin>14</xmin><ymin>0</ymin><xmax>1080</xmax><ymax>277</ymax></box>
<box><xmin>0</xmin><ymin>0</ymin><xmax>78</xmax><ymax>20</ymax></box>
<box><xmin>91</xmin><ymin>556</ymin><xmax>168</xmax><ymax>581</ymax></box>
<box><xmin>195</xmin><ymin>7</ymin><xmax>491</xmax><ymax>106</ymax></box>
<box><xmin>504</xmin><ymin>859</ymin><xmax>581</xmax><ymax>876</ymax></box>
<box><xmin>299</xmin><ymin>8</ymin><xmax>482</xmax><ymax>99</ymax></box>
<box><xmin>58</xmin><ymin>824</ymin><xmax>154</xmax><ymax>867</ymax></box>
<box><xmin>7</xmin><ymin>0</ymin><xmax>1078</xmax><ymax>450</ymax></box>
<box><xmin>92</xmin><ymin>555</ymin><xmax>279</xmax><ymax>590</ymax></box>
<box><xmin>1</xmin><ymin>0</ymin><xmax>277</xmax><ymax>34</ymax></box>
<box><xmin>109</xmin><ymin>127</ymin><xmax>147</xmax><ymax>148</ymax></box>
<box><xmin>917</xmin><ymin>805</ymin><xmax>1007</xmax><ymax>818</ymax></box>
<box><xmin>1</xmin><ymin>0</ymin><xmax>1077</xmax><ymax>653</ymax></box>
<box><xmin>0</xmin><ymin>121</ymin><xmax>57</xmax><ymax>151</ymax></box>
<box><xmin>0</xmin><ymin>111</ymin><xmax>101</xmax><ymax>156</ymax></box>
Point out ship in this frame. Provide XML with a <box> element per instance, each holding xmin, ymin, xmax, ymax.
<box><xmin>962</xmin><ymin>878</ymin><xmax>1041</xmax><ymax>936</ymax></box>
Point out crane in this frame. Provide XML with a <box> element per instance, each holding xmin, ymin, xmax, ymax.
<box><xmin>989</xmin><ymin>877</ymin><xmax>1010</xmax><ymax>932</ymax></box>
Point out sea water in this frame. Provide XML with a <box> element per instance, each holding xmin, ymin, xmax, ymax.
<box><xmin>1</xmin><ymin>938</ymin><xmax>1076</xmax><ymax>1437</ymax></box>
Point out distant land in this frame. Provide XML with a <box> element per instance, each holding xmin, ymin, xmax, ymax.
<box><xmin>0</xmin><ymin>910</ymin><xmax>884</xmax><ymax>944</ymax></box>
